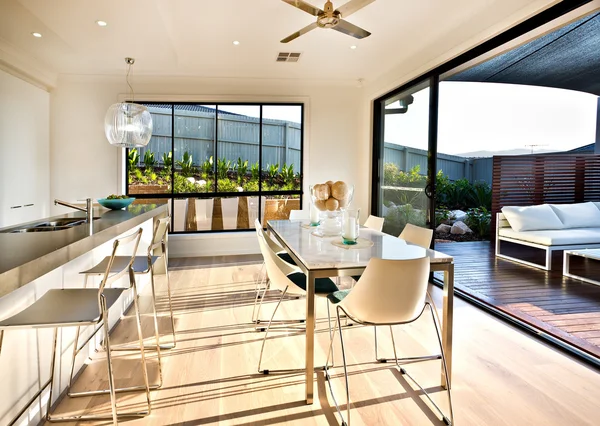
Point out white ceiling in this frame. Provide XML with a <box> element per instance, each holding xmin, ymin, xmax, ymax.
<box><xmin>0</xmin><ymin>0</ymin><xmax>554</xmax><ymax>84</ymax></box>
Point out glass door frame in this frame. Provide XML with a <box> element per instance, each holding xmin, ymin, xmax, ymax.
<box><xmin>370</xmin><ymin>0</ymin><xmax>591</xmax><ymax>248</ymax></box>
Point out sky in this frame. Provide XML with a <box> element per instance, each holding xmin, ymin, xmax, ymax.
<box><xmin>384</xmin><ymin>81</ymin><xmax>598</xmax><ymax>156</ymax></box>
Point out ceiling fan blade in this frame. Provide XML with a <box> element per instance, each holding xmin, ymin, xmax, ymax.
<box><xmin>333</xmin><ymin>19</ymin><xmax>371</xmax><ymax>39</ymax></box>
<box><xmin>281</xmin><ymin>22</ymin><xmax>319</xmax><ymax>43</ymax></box>
<box><xmin>281</xmin><ymin>0</ymin><xmax>323</xmax><ymax>16</ymax></box>
<box><xmin>336</xmin><ymin>0</ymin><xmax>376</xmax><ymax>18</ymax></box>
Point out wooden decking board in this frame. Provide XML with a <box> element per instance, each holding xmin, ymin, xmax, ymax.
<box><xmin>436</xmin><ymin>241</ymin><xmax>600</xmax><ymax>360</ymax></box>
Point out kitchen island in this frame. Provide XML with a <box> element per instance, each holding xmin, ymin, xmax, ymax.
<box><xmin>0</xmin><ymin>202</ymin><xmax>168</xmax><ymax>425</ymax></box>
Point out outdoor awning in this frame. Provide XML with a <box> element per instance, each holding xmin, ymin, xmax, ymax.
<box><xmin>448</xmin><ymin>11</ymin><xmax>600</xmax><ymax>96</ymax></box>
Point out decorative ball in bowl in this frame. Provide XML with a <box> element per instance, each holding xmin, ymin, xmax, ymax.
<box><xmin>310</xmin><ymin>181</ymin><xmax>354</xmax><ymax>236</ymax></box>
<box><xmin>97</xmin><ymin>195</ymin><xmax>135</xmax><ymax>210</ymax></box>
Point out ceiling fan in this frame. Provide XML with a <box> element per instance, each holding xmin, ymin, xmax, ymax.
<box><xmin>280</xmin><ymin>0</ymin><xmax>375</xmax><ymax>43</ymax></box>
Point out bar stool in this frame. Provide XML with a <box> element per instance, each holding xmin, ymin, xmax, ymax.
<box><xmin>0</xmin><ymin>228</ymin><xmax>154</xmax><ymax>425</ymax></box>
<box><xmin>72</xmin><ymin>217</ymin><xmax>175</xmax><ymax>392</ymax></box>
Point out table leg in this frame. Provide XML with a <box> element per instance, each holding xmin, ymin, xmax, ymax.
<box><xmin>305</xmin><ymin>271</ymin><xmax>316</xmax><ymax>404</ymax></box>
<box><xmin>442</xmin><ymin>263</ymin><xmax>454</xmax><ymax>388</ymax></box>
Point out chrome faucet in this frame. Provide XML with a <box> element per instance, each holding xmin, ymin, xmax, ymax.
<box><xmin>54</xmin><ymin>198</ymin><xmax>93</xmax><ymax>223</ymax></box>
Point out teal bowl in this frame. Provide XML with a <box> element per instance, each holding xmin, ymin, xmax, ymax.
<box><xmin>97</xmin><ymin>197</ymin><xmax>135</xmax><ymax>210</ymax></box>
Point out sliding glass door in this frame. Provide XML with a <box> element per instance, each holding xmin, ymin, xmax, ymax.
<box><xmin>373</xmin><ymin>78</ymin><xmax>437</xmax><ymax>240</ymax></box>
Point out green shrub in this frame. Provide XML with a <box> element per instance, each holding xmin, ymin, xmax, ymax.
<box><xmin>217</xmin><ymin>158</ymin><xmax>231</xmax><ymax>180</ymax></box>
<box><xmin>435</xmin><ymin>206</ymin><xmax>451</xmax><ymax>227</ymax></box>
<box><xmin>383</xmin><ymin>204</ymin><xmax>426</xmax><ymax>237</ymax></box>
<box><xmin>143</xmin><ymin>150</ymin><xmax>157</xmax><ymax>169</ymax></box>
<box><xmin>216</xmin><ymin>178</ymin><xmax>238</xmax><ymax>192</ymax></box>
<box><xmin>235</xmin><ymin>157</ymin><xmax>248</xmax><ymax>184</ymax></box>
<box><xmin>162</xmin><ymin>152</ymin><xmax>172</xmax><ymax>168</ymax></box>
<box><xmin>281</xmin><ymin>163</ymin><xmax>295</xmax><ymax>185</ymax></box>
<box><xmin>243</xmin><ymin>179</ymin><xmax>259</xmax><ymax>192</ymax></box>
<box><xmin>266</xmin><ymin>163</ymin><xmax>279</xmax><ymax>185</ymax></box>
<box><xmin>128</xmin><ymin>148</ymin><xmax>139</xmax><ymax>170</ymax></box>
<box><xmin>251</xmin><ymin>162</ymin><xmax>260</xmax><ymax>181</ymax></box>
<box><xmin>176</xmin><ymin>151</ymin><xmax>194</xmax><ymax>177</ymax></box>
<box><xmin>465</xmin><ymin>207</ymin><xmax>491</xmax><ymax>238</ymax></box>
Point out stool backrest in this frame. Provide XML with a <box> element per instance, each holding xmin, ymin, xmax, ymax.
<box><xmin>289</xmin><ymin>210</ymin><xmax>309</xmax><ymax>221</ymax></box>
<box><xmin>341</xmin><ymin>257</ymin><xmax>430</xmax><ymax>324</ymax></box>
<box><xmin>399</xmin><ymin>223</ymin><xmax>433</xmax><ymax>248</ymax></box>
<box><xmin>364</xmin><ymin>215</ymin><xmax>384</xmax><ymax>232</ymax></box>
<box><xmin>99</xmin><ymin>228</ymin><xmax>143</xmax><ymax>304</ymax></box>
<box><xmin>148</xmin><ymin>216</ymin><xmax>170</xmax><ymax>255</ymax></box>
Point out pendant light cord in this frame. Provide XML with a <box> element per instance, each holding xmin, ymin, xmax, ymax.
<box><xmin>126</xmin><ymin>62</ymin><xmax>135</xmax><ymax>103</ymax></box>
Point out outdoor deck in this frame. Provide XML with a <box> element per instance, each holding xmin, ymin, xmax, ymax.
<box><xmin>435</xmin><ymin>241</ymin><xmax>600</xmax><ymax>360</ymax></box>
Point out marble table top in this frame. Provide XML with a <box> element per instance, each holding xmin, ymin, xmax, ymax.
<box><xmin>267</xmin><ymin>220</ymin><xmax>453</xmax><ymax>271</ymax></box>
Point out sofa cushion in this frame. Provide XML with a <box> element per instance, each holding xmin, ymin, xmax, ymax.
<box><xmin>501</xmin><ymin>205</ymin><xmax>564</xmax><ymax>232</ymax></box>
<box><xmin>499</xmin><ymin>227</ymin><xmax>600</xmax><ymax>246</ymax></box>
<box><xmin>550</xmin><ymin>202</ymin><xmax>600</xmax><ymax>228</ymax></box>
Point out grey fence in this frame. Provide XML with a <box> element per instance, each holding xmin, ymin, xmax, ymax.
<box><xmin>384</xmin><ymin>143</ymin><xmax>493</xmax><ymax>184</ymax></box>
<box><xmin>134</xmin><ymin>107</ymin><xmax>302</xmax><ymax>172</ymax></box>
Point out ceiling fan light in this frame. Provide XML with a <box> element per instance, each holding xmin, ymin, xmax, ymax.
<box><xmin>104</xmin><ymin>102</ymin><xmax>153</xmax><ymax>148</ymax></box>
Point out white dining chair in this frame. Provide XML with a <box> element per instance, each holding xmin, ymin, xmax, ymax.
<box><xmin>364</xmin><ymin>214</ymin><xmax>385</xmax><ymax>232</ymax></box>
<box><xmin>252</xmin><ymin>219</ymin><xmax>300</xmax><ymax>324</ymax></box>
<box><xmin>289</xmin><ymin>209</ymin><xmax>310</xmax><ymax>221</ymax></box>
<box><xmin>256</xmin><ymin>226</ymin><xmax>339</xmax><ymax>374</ymax></box>
<box><xmin>399</xmin><ymin>223</ymin><xmax>433</xmax><ymax>248</ymax></box>
<box><xmin>324</xmin><ymin>257</ymin><xmax>454</xmax><ymax>426</ymax></box>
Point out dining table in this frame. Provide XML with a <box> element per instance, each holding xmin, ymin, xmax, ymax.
<box><xmin>266</xmin><ymin>219</ymin><xmax>455</xmax><ymax>405</ymax></box>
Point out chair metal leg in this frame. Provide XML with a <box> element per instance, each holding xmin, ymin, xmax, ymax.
<box><xmin>376</xmin><ymin>322</ymin><xmax>440</xmax><ymax>364</ymax></box>
<box><xmin>391</xmin><ymin>303</ymin><xmax>454</xmax><ymax>426</ymax></box>
<box><xmin>254</xmin><ymin>281</ymin><xmax>305</xmax><ymax>331</ymax></box>
<box><xmin>163</xmin><ymin>255</ymin><xmax>177</xmax><ymax>348</ymax></box>
<box><xmin>258</xmin><ymin>286</ymin><xmax>289</xmax><ymax>374</ymax></box>
<box><xmin>102</xmin><ymin>305</ymin><xmax>119</xmax><ymax>424</ymax></box>
<box><xmin>338</xmin><ymin>307</ymin><xmax>351</xmax><ymax>426</ymax></box>
<box><xmin>252</xmin><ymin>263</ymin><xmax>266</xmax><ymax>323</ymax></box>
<box><xmin>323</xmin><ymin>307</ymin><xmax>349</xmax><ymax>426</ymax></box>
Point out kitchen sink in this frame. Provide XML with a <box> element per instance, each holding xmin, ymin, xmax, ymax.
<box><xmin>3</xmin><ymin>217</ymin><xmax>100</xmax><ymax>233</ymax></box>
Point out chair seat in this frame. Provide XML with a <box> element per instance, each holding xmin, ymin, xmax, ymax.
<box><xmin>80</xmin><ymin>256</ymin><xmax>160</xmax><ymax>275</ymax></box>
<box><xmin>0</xmin><ymin>288</ymin><xmax>126</xmax><ymax>329</ymax></box>
<box><xmin>277</xmin><ymin>252</ymin><xmax>297</xmax><ymax>266</ymax></box>
<box><xmin>327</xmin><ymin>290</ymin><xmax>351</xmax><ymax>305</ymax></box>
<box><xmin>287</xmin><ymin>273</ymin><xmax>339</xmax><ymax>295</ymax></box>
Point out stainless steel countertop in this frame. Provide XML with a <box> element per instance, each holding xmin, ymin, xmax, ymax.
<box><xmin>0</xmin><ymin>203</ymin><xmax>168</xmax><ymax>297</ymax></box>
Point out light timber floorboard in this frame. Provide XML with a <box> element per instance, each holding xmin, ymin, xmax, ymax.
<box><xmin>48</xmin><ymin>257</ymin><xmax>600</xmax><ymax>425</ymax></box>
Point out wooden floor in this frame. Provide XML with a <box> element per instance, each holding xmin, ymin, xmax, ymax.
<box><xmin>435</xmin><ymin>241</ymin><xmax>600</xmax><ymax>360</ymax></box>
<box><xmin>49</xmin><ymin>255</ymin><xmax>600</xmax><ymax>425</ymax></box>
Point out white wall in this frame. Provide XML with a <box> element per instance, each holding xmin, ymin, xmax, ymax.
<box><xmin>0</xmin><ymin>69</ymin><xmax>50</xmax><ymax>227</ymax></box>
<box><xmin>50</xmin><ymin>76</ymin><xmax>365</xmax><ymax>255</ymax></box>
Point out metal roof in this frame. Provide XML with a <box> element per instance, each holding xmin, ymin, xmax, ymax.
<box><xmin>449</xmin><ymin>12</ymin><xmax>600</xmax><ymax>95</ymax></box>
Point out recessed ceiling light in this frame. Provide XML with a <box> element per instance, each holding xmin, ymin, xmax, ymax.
<box><xmin>233</xmin><ymin>40</ymin><xmax>240</xmax><ymax>45</ymax></box>
<box><xmin>31</xmin><ymin>32</ymin><xmax>42</xmax><ymax>38</ymax></box>
<box><xmin>96</xmin><ymin>20</ymin><xmax>108</xmax><ymax>27</ymax></box>
<box><xmin>350</xmin><ymin>45</ymin><xmax>357</xmax><ymax>50</ymax></box>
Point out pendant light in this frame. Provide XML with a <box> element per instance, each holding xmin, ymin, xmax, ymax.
<box><xmin>104</xmin><ymin>57</ymin><xmax>153</xmax><ymax>148</ymax></box>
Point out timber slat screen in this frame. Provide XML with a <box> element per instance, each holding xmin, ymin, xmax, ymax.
<box><xmin>491</xmin><ymin>154</ymin><xmax>600</xmax><ymax>239</ymax></box>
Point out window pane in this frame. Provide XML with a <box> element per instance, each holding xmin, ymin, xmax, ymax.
<box><xmin>262</xmin><ymin>105</ymin><xmax>302</xmax><ymax>191</ymax></box>
<box><xmin>172</xmin><ymin>196</ymin><xmax>255</xmax><ymax>231</ymax></box>
<box><xmin>261</xmin><ymin>194</ymin><xmax>300</xmax><ymax>223</ymax></box>
<box><xmin>128</xmin><ymin>104</ymin><xmax>172</xmax><ymax>195</ymax></box>
<box><xmin>381</xmin><ymin>83</ymin><xmax>430</xmax><ymax>236</ymax></box>
<box><xmin>217</xmin><ymin>105</ymin><xmax>260</xmax><ymax>194</ymax></box>
<box><xmin>174</xmin><ymin>105</ymin><xmax>216</xmax><ymax>194</ymax></box>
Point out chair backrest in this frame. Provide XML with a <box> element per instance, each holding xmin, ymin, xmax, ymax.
<box><xmin>340</xmin><ymin>257</ymin><xmax>430</xmax><ymax>324</ymax></box>
<box><xmin>256</xmin><ymin>228</ymin><xmax>305</xmax><ymax>295</ymax></box>
<box><xmin>254</xmin><ymin>218</ymin><xmax>284</xmax><ymax>253</ymax></box>
<box><xmin>148</xmin><ymin>216</ymin><xmax>170</xmax><ymax>255</ymax></box>
<box><xmin>399</xmin><ymin>223</ymin><xmax>433</xmax><ymax>248</ymax></box>
<box><xmin>289</xmin><ymin>210</ymin><xmax>310</xmax><ymax>221</ymax></box>
<box><xmin>98</xmin><ymin>228</ymin><xmax>143</xmax><ymax>306</ymax></box>
<box><xmin>364</xmin><ymin>215</ymin><xmax>384</xmax><ymax>232</ymax></box>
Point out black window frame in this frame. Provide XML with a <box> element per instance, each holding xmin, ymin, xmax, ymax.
<box><xmin>125</xmin><ymin>102</ymin><xmax>305</xmax><ymax>234</ymax></box>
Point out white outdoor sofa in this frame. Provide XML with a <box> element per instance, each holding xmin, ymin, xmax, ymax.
<box><xmin>495</xmin><ymin>202</ymin><xmax>600</xmax><ymax>271</ymax></box>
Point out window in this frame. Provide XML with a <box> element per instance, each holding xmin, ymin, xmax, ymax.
<box><xmin>127</xmin><ymin>103</ymin><xmax>304</xmax><ymax>233</ymax></box>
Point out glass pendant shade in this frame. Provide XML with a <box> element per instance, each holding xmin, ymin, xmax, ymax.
<box><xmin>104</xmin><ymin>102</ymin><xmax>153</xmax><ymax>148</ymax></box>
